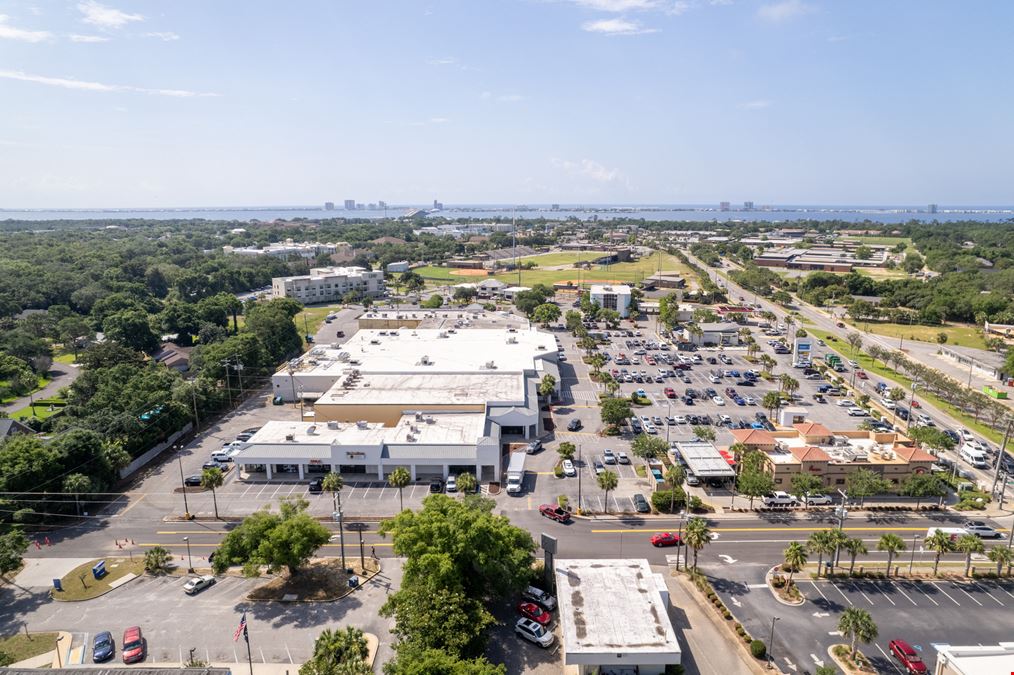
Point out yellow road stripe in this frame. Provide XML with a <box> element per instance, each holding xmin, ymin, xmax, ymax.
<box><xmin>117</xmin><ymin>493</ymin><xmax>147</xmax><ymax>516</ymax></box>
<box><xmin>156</xmin><ymin>531</ymin><xmax>228</xmax><ymax>535</ymax></box>
<box><xmin>140</xmin><ymin>542</ymin><xmax>394</xmax><ymax>548</ymax></box>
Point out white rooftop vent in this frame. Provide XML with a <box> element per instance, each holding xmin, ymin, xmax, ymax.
<box><xmin>483</xmin><ymin>361</ymin><xmax>497</xmax><ymax>369</ymax></box>
<box><xmin>507</xmin><ymin>337</ymin><xmax>517</xmax><ymax>344</ymax></box>
<box><xmin>406</xmin><ymin>434</ymin><xmax>416</xmax><ymax>442</ymax></box>
<box><xmin>356</xmin><ymin>420</ymin><xmax>369</xmax><ymax>429</ymax></box>
<box><xmin>327</xmin><ymin>421</ymin><xmax>339</xmax><ymax>429</ymax></box>
<box><xmin>419</xmin><ymin>355</ymin><xmax>432</xmax><ymax>365</ymax></box>
<box><xmin>306</xmin><ymin>425</ymin><xmax>317</xmax><ymax>434</ymax></box>
<box><xmin>415</xmin><ymin>412</ymin><xmax>424</xmax><ymax>420</ymax></box>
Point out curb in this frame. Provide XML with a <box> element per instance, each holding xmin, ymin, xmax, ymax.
<box><xmin>245</xmin><ymin>561</ymin><xmax>383</xmax><ymax>604</ymax></box>
<box><xmin>764</xmin><ymin>564</ymin><xmax>805</xmax><ymax>607</ymax></box>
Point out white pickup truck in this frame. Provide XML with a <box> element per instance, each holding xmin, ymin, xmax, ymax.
<box><xmin>762</xmin><ymin>491</ymin><xmax>798</xmax><ymax>507</ymax></box>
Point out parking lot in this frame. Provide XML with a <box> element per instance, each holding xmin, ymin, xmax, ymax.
<box><xmin>709</xmin><ymin>569</ymin><xmax>1014</xmax><ymax>674</ymax></box>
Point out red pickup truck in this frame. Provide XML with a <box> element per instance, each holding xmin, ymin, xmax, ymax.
<box><xmin>539</xmin><ymin>504</ymin><xmax>571</xmax><ymax>523</ymax></box>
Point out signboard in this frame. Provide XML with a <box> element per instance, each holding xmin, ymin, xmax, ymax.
<box><xmin>793</xmin><ymin>339</ymin><xmax>812</xmax><ymax>363</ymax></box>
<box><xmin>541</xmin><ymin>533</ymin><xmax>557</xmax><ymax>555</ymax></box>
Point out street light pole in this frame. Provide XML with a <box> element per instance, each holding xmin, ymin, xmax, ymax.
<box><xmin>577</xmin><ymin>444</ymin><xmax>583</xmax><ymax>512</ymax></box>
<box><xmin>989</xmin><ymin>420</ymin><xmax>1012</xmax><ymax>497</ymax></box>
<box><xmin>184</xmin><ymin>536</ymin><xmax>194</xmax><ymax>573</ymax></box>
<box><xmin>767</xmin><ymin>616</ymin><xmax>780</xmax><ymax>669</ymax></box>
<box><xmin>909</xmin><ymin>532</ymin><xmax>918</xmax><ymax>574</ymax></box>
<box><xmin>177</xmin><ymin>447</ymin><xmax>191</xmax><ymax>519</ymax></box>
<box><xmin>676</xmin><ymin>510</ymin><xmax>686</xmax><ymax>571</ymax></box>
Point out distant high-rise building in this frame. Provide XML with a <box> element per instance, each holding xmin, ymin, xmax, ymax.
<box><xmin>324</xmin><ymin>202</ymin><xmax>335</xmax><ymax>211</ymax></box>
<box><xmin>344</xmin><ymin>200</ymin><xmax>356</xmax><ymax>210</ymax></box>
<box><xmin>368</xmin><ymin>203</ymin><xmax>377</xmax><ymax>210</ymax></box>
<box><xmin>378</xmin><ymin>200</ymin><xmax>387</xmax><ymax>209</ymax></box>
<box><xmin>551</xmin><ymin>203</ymin><xmax>560</xmax><ymax>211</ymax></box>
<box><xmin>356</xmin><ymin>203</ymin><xmax>365</xmax><ymax>210</ymax></box>
<box><xmin>743</xmin><ymin>201</ymin><xmax>754</xmax><ymax>210</ymax></box>
<box><xmin>928</xmin><ymin>204</ymin><xmax>938</xmax><ymax>214</ymax></box>
<box><xmin>719</xmin><ymin>201</ymin><xmax>730</xmax><ymax>211</ymax></box>
<box><xmin>432</xmin><ymin>199</ymin><xmax>444</xmax><ymax>210</ymax></box>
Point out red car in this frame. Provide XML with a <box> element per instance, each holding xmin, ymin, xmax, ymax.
<box><xmin>517</xmin><ymin>601</ymin><xmax>552</xmax><ymax>626</ymax></box>
<box><xmin>856</xmin><ymin>371</ymin><xmax>868</xmax><ymax>380</ymax></box>
<box><xmin>645</xmin><ymin>356</ymin><xmax>656</xmax><ymax>365</ymax></box>
<box><xmin>539</xmin><ymin>504</ymin><xmax>571</xmax><ymax>523</ymax></box>
<box><xmin>911</xmin><ymin>401</ymin><xmax>921</xmax><ymax>408</ymax></box>
<box><xmin>122</xmin><ymin>627</ymin><xmax>144</xmax><ymax>664</ymax></box>
<box><xmin>664</xmin><ymin>387</ymin><xmax>676</xmax><ymax>398</ymax></box>
<box><xmin>889</xmin><ymin>639</ymin><xmax>927</xmax><ymax>674</ymax></box>
<box><xmin>650</xmin><ymin>532</ymin><xmax>682</xmax><ymax>547</ymax></box>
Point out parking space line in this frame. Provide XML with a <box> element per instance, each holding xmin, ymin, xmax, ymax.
<box><xmin>871</xmin><ymin>582</ymin><xmax>896</xmax><ymax>606</ymax></box>
<box><xmin>256</xmin><ymin>483</ymin><xmax>271</xmax><ymax>497</ymax></box>
<box><xmin>893</xmin><ymin>583</ymin><xmax>918</xmax><ymax>606</ymax></box>
<box><xmin>954</xmin><ymin>583</ymin><xmax>983</xmax><ymax>607</ymax></box>
<box><xmin>361</xmin><ymin>486</ymin><xmax>371</xmax><ymax>499</ymax></box>
<box><xmin>994</xmin><ymin>583</ymin><xmax>1014</xmax><ymax>600</ymax></box>
<box><xmin>285</xmin><ymin>643</ymin><xmax>293</xmax><ymax>664</ymax></box>
<box><xmin>912</xmin><ymin>583</ymin><xmax>939</xmax><ymax>606</ymax></box>
<box><xmin>829</xmin><ymin>582</ymin><xmax>853</xmax><ymax>606</ymax></box>
<box><xmin>970</xmin><ymin>582</ymin><xmax>1005</xmax><ymax>606</ymax></box>
<box><xmin>271</xmin><ymin>485</ymin><xmax>283</xmax><ymax>497</ymax></box>
<box><xmin>875</xmin><ymin>644</ymin><xmax>905</xmax><ymax>674</ymax></box>
<box><xmin>807</xmin><ymin>581</ymin><xmax>828</xmax><ymax>602</ymax></box>
<box><xmin>240</xmin><ymin>484</ymin><xmax>253</xmax><ymax>498</ymax></box>
<box><xmin>931</xmin><ymin>582</ymin><xmax>961</xmax><ymax>606</ymax></box>
<box><xmin>848</xmin><ymin>581</ymin><xmax>875</xmax><ymax>606</ymax></box>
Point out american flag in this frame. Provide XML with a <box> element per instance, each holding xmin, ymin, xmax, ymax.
<box><xmin>233</xmin><ymin>612</ymin><xmax>248</xmax><ymax>642</ymax></box>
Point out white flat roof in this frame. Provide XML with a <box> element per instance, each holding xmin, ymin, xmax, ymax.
<box><xmin>935</xmin><ymin>643</ymin><xmax>1014</xmax><ymax>674</ymax></box>
<box><xmin>324</xmin><ymin>328</ymin><xmax>557</xmax><ymax>374</ymax></box>
<box><xmin>675</xmin><ymin>441</ymin><xmax>736</xmax><ymax>477</ymax></box>
<box><xmin>590</xmin><ymin>284</ymin><xmax>631</xmax><ymax>295</ymax></box>
<box><xmin>316</xmin><ymin>372</ymin><xmax>524</xmax><ymax>406</ymax></box>
<box><xmin>239</xmin><ymin>413</ymin><xmax>488</xmax><ymax>452</ymax></box>
<box><xmin>555</xmin><ymin>559</ymin><xmax>680</xmax><ymax>662</ymax></box>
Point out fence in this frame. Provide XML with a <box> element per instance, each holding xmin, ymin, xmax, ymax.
<box><xmin>119</xmin><ymin>423</ymin><xmax>193</xmax><ymax>479</ymax></box>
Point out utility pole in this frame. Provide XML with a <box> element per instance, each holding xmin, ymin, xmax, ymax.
<box><xmin>577</xmin><ymin>444</ymin><xmax>583</xmax><ymax>512</ymax></box>
<box><xmin>990</xmin><ymin>420</ymin><xmax>1013</xmax><ymax>497</ymax></box>
<box><xmin>177</xmin><ymin>446</ymin><xmax>191</xmax><ymax>519</ymax></box>
<box><xmin>767</xmin><ymin>616</ymin><xmax>780</xmax><ymax>670</ymax></box>
<box><xmin>221</xmin><ymin>361</ymin><xmax>233</xmax><ymax>408</ymax></box>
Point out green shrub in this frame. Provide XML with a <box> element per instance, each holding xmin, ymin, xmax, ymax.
<box><xmin>750</xmin><ymin>640</ymin><xmax>767</xmax><ymax>659</ymax></box>
<box><xmin>554</xmin><ymin>464</ymin><xmax>564</xmax><ymax>478</ymax></box>
<box><xmin>651</xmin><ymin>489</ymin><xmax>686</xmax><ymax>513</ymax></box>
<box><xmin>557</xmin><ymin>495</ymin><xmax>569</xmax><ymax>509</ymax></box>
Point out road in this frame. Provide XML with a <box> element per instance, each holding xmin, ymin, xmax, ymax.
<box><xmin>0</xmin><ymin>361</ymin><xmax>80</xmax><ymax>417</ymax></box>
<box><xmin>686</xmin><ymin>251</ymin><xmax>1014</xmax><ymax>498</ymax></box>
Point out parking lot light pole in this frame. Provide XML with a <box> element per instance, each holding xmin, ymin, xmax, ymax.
<box><xmin>184</xmin><ymin>536</ymin><xmax>194</xmax><ymax>573</ymax></box>
<box><xmin>577</xmin><ymin>445</ymin><xmax>583</xmax><ymax>512</ymax></box>
<box><xmin>909</xmin><ymin>532</ymin><xmax>919</xmax><ymax>574</ymax></box>
<box><xmin>177</xmin><ymin>446</ymin><xmax>192</xmax><ymax>520</ymax></box>
<box><xmin>767</xmin><ymin>616</ymin><xmax>780</xmax><ymax>669</ymax></box>
<box><xmin>676</xmin><ymin>510</ymin><xmax>686</xmax><ymax>570</ymax></box>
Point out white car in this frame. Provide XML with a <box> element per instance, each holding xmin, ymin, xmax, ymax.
<box><xmin>183</xmin><ymin>575</ymin><xmax>216</xmax><ymax>595</ymax></box>
<box><xmin>960</xmin><ymin>428</ymin><xmax>975</xmax><ymax>441</ymax></box>
<box><xmin>848</xmin><ymin>360</ymin><xmax>859</xmax><ymax>368</ymax></box>
<box><xmin>916</xmin><ymin>413</ymin><xmax>935</xmax><ymax>426</ymax></box>
<box><xmin>709</xmin><ymin>374</ymin><xmax>721</xmax><ymax>384</ymax></box>
<box><xmin>805</xmin><ymin>494</ymin><xmax>833</xmax><ymax>506</ymax></box>
<box><xmin>644</xmin><ymin>423</ymin><xmax>658</xmax><ymax>434</ymax></box>
<box><xmin>837</xmin><ymin>399</ymin><xmax>856</xmax><ymax>407</ymax></box>
<box><xmin>881</xmin><ymin>399</ymin><xmax>896</xmax><ymax>410</ymax></box>
<box><xmin>964</xmin><ymin>521</ymin><xmax>1002</xmax><ymax>539</ymax></box>
<box><xmin>515</xmin><ymin>618</ymin><xmax>555</xmax><ymax>648</ymax></box>
<box><xmin>617</xmin><ymin>451</ymin><xmax>630</xmax><ymax>464</ymax></box>
<box><xmin>712</xmin><ymin>396</ymin><xmax>725</xmax><ymax>406</ymax></box>
<box><xmin>674</xmin><ymin>415</ymin><xmax>688</xmax><ymax>424</ymax></box>
<box><xmin>562</xmin><ymin>460</ymin><xmax>576</xmax><ymax>477</ymax></box>
<box><xmin>445</xmin><ymin>476</ymin><xmax>458</xmax><ymax>492</ymax></box>
<box><xmin>847</xmin><ymin>407</ymin><xmax>868</xmax><ymax>417</ymax></box>
<box><xmin>744</xmin><ymin>396</ymin><xmax>756</xmax><ymax>405</ymax></box>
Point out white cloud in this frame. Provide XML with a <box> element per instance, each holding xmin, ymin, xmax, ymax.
<box><xmin>0</xmin><ymin>69</ymin><xmax>219</xmax><ymax>97</ymax></box>
<box><xmin>757</xmin><ymin>0</ymin><xmax>813</xmax><ymax>22</ymax></box>
<box><xmin>0</xmin><ymin>14</ymin><xmax>52</xmax><ymax>42</ymax></box>
<box><xmin>77</xmin><ymin>1</ymin><xmax>143</xmax><ymax>29</ymax></box>
<box><xmin>669</xmin><ymin>1</ymin><xmax>692</xmax><ymax>15</ymax></box>
<box><xmin>428</xmin><ymin>117</ymin><xmax>449</xmax><ymax>124</ymax></box>
<box><xmin>552</xmin><ymin>157</ymin><xmax>626</xmax><ymax>184</ymax></box>
<box><xmin>144</xmin><ymin>31</ymin><xmax>180</xmax><ymax>41</ymax></box>
<box><xmin>498</xmin><ymin>94</ymin><xmax>524</xmax><ymax>102</ymax></box>
<box><xmin>426</xmin><ymin>57</ymin><xmax>457</xmax><ymax>66</ymax></box>
<box><xmin>582</xmin><ymin>17</ymin><xmax>658</xmax><ymax>34</ymax></box>
<box><xmin>69</xmin><ymin>33</ymin><xmax>110</xmax><ymax>42</ymax></box>
<box><xmin>739</xmin><ymin>99</ymin><xmax>772</xmax><ymax>109</ymax></box>
<box><xmin>567</xmin><ymin>0</ymin><xmax>661</xmax><ymax>10</ymax></box>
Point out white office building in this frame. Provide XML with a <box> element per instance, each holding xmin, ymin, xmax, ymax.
<box><xmin>555</xmin><ymin>559</ymin><xmax>681</xmax><ymax>674</ymax></box>
<box><xmin>225</xmin><ymin>240</ymin><xmax>352</xmax><ymax>260</ymax></box>
<box><xmin>589</xmin><ymin>284</ymin><xmax>632</xmax><ymax>318</ymax></box>
<box><xmin>272</xmin><ymin>266</ymin><xmax>385</xmax><ymax>304</ymax></box>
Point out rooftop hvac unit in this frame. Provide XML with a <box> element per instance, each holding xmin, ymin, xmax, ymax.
<box><xmin>425</xmin><ymin>416</ymin><xmax>435</xmax><ymax>424</ymax></box>
<box><xmin>307</xmin><ymin>425</ymin><xmax>317</xmax><ymax>434</ymax></box>
<box><xmin>285</xmin><ymin>434</ymin><xmax>295</xmax><ymax>442</ymax></box>
<box><xmin>406</xmin><ymin>434</ymin><xmax>416</xmax><ymax>442</ymax></box>
<box><xmin>356</xmin><ymin>420</ymin><xmax>369</xmax><ymax>429</ymax></box>
<box><xmin>327</xmin><ymin>421</ymin><xmax>339</xmax><ymax>429</ymax></box>
<box><xmin>419</xmin><ymin>355</ymin><xmax>432</xmax><ymax>365</ymax></box>
<box><xmin>415</xmin><ymin>412</ymin><xmax>424</xmax><ymax>420</ymax></box>
<box><xmin>507</xmin><ymin>337</ymin><xmax>517</xmax><ymax>344</ymax></box>
<box><xmin>411</xmin><ymin>425</ymin><xmax>420</xmax><ymax>433</ymax></box>
<box><xmin>370</xmin><ymin>339</ymin><xmax>381</xmax><ymax>345</ymax></box>
<box><xmin>438</xmin><ymin>331</ymin><xmax>448</xmax><ymax>338</ymax></box>
<box><xmin>882</xmin><ymin>450</ymin><xmax>895</xmax><ymax>460</ymax></box>
<box><xmin>484</xmin><ymin>361</ymin><xmax>497</xmax><ymax>369</ymax></box>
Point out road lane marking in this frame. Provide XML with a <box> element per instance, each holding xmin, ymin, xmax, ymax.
<box><xmin>931</xmin><ymin>582</ymin><xmax>961</xmax><ymax>606</ymax></box>
<box><xmin>875</xmin><ymin>644</ymin><xmax>905</xmax><ymax>674</ymax></box>
<box><xmin>114</xmin><ymin>493</ymin><xmax>146</xmax><ymax>517</ymax></box>
<box><xmin>589</xmin><ymin>526</ymin><xmax>932</xmax><ymax>534</ymax></box>
<box><xmin>156</xmin><ymin>531</ymin><xmax>227</xmax><ymax>535</ymax></box>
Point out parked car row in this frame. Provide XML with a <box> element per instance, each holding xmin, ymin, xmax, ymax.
<box><xmin>515</xmin><ymin>586</ymin><xmax>558</xmax><ymax>648</ymax></box>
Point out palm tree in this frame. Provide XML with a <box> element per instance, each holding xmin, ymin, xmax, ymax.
<box><xmin>664</xmin><ymin>465</ymin><xmax>685</xmax><ymax>513</ymax></box>
<box><xmin>456</xmin><ymin>471</ymin><xmax>477</xmax><ymax>495</ymax></box>
<box><xmin>783</xmin><ymin>541</ymin><xmax>808</xmax><ymax>586</ymax></box>
<box><xmin>387</xmin><ymin>467</ymin><xmax>411</xmax><ymax>511</ymax></box>
<box><xmin>808</xmin><ymin>530</ymin><xmax>837</xmax><ymax>578</ymax></box>
<box><xmin>760</xmin><ymin>354</ymin><xmax>776</xmax><ymax>374</ymax></box>
<box><xmin>322</xmin><ymin>471</ymin><xmax>344</xmax><ymax>514</ymax></box>
<box><xmin>956</xmin><ymin>534</ymin><xmax>985</xmax><ymax>577</ymax></box>
<box><xmin>686</xmin><ymin>324</ymin><xmax>703</xmax><ymax>345</ymax></box>
<box><xmin>200</xmin><ymin>468</ymin><xmax>224</xmax><ymax>519</ymax></box>
<box><xmin>309</xmin><ymin>626</ymin><xmax>368</xmax><ymax>671</ymax></box>
<box><xmin>987</xmin><ymin>545</ymin><xmax>1013</xmax><ymax>577</ymax></box>
<box><xmin>877</xmin><ymin>533</ymin><xmax>906</xmax><ymax>577</ymax></box>
<box><xmin>779</xmin><ymin>373</ymin><xmax>799</xmax><ymax>396</ymax></box>
<box><xmin>838</xmin><ymin>607</ymin><xmax>878</xmax><ymax>660</ymax></box>
<box><xmin>843</xmin><ymin>538</ymin><xmax>868</xmax><ymax>576</ymax></box>
<box><xmin>925</xmin><ymin>529</ymin><xmax>957</xmax><ymax>576</ymax></box>
<box><xmin>746</xmin><ymin>340</ymin><xmax>759</xmax><ymax>359</ymax></box>
<box><xmin>684</xmin><ymin>517</ymin><xmax>712</xmax><ymax>570</ymax></box>
<box><xmin>762</xmin><ymin>390</ymin><xmax>783</xmax><ymax>419</ymax></box>
<box><xmin>588</xmin><ymin>353</ymin><xmax>607</xmax><ymax>376</ymax></box>
<box><xmin>596</xmin><ymin>470</ymin><xmax>619</xmax><ymax>514</ymax></box>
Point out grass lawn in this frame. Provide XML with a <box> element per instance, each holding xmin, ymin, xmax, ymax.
<box><xmin>494</xmin><ymin>251</ymin><xmax>694</xmax><ymax>288</ymax></box>
<box><xmin>413</xmin><ymin>265</ymin><xmax>459</xmax><ymax>281</ymax></box>
<box><xmin>516</xmin><ymin>251</ymin><xmax>587</xmax><ymax>267</ymax></box>
<box><xmin>53</xmin><ymin>351</ymin><xmax>77</xmax><ymax>365</ymax></box>
<box><xmin>855</xmin><ymin>267</ymin><xmax>913</xmax><ymax>281</ymax></box>
<box><xmin>53</xmin><ymin>557</ymin><xmax>146</xmax><ymax>601</ymax></box>
<box><xmin>844</xmin><ymin>320</ymin><xmax>987</xmax><ymax>350</ymax></box>
<box><xmin>810</xmin><ymin>328</ymin><xmax>1004</xmax><ymax>444</ymax></box>
<box><xmin>841</xmin><ymin>235</ymin><xmax>913</xmax><ymax>247</ymax></box>
<box><xmin>293</xmin><ymin>304</ymin><xmax>342</xmax><ymax>347</ymax></box>
<box><xmin>0</xmin><ymin>632</ymin><xmax>60</xmax><ymax>663</ymax></box>
<box><xmin>10</xmin><ymin>402</ymin><xmax>63</xmax><ymax>422</ymax></box>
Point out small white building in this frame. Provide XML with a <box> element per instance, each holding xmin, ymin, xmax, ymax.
<box><xmin>589</xmin><ymin>284</ymin><xmax>632</xmax><ymax>318</ymax></box>
<box><xmin>933</xmin><ymin>642</ymin><xmax>1014</xmax><ymax>674</ymax></box>
<box><xmin>502</xmin><ymin>286</ymin><xmax>531</xmax><ymax>301</ymax></box>
<box><xmin>685</xmin><ymin>322</ymin><xmax>740</xmax><ymax>346</ymax></box>
<box><xmin>386</xmin><ymin>260</ymin><xmax>410</xmax><ymax>273</ymax></box>
<box><xmin>555</xmin><ymin>558</ymin><xmax>681</xmax><ymax>674</ymax></box>
<box><xmin>777</xmin><ymin>406</ymin><xmax>807</xmax><ymax>427</ymax></box>
<box><xmin>272</xmin><ymin>266</ymin><xmax>385</xmax><ymax>304</ymax></box>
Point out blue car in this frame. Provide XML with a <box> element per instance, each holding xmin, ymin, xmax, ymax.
<box><xmin>93</xmin><ymin>631</ymin><xmax>114</xmax><ymax>663</ymax></box>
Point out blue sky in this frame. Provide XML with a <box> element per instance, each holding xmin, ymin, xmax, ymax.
<box><xmin>1</xmin><ymin>0</ymin><xmax>1012</xmax><ymax>208</ymax></box>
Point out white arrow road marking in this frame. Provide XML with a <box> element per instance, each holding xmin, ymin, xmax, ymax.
<box><xmin>783</xmin><ymin>657</ymin><xmax>798</xmax><ymax>672</ymax></box>
<box><xmin>810</xmin><ymin>654</ymin><xmax>825</xmax><ymax>667</ymax></box>
<box><xmin>812</xmin><ymin>611</ymin><xmax>830</xmax><ymax>618</ymax></box>
<box><xmin>718</xmin><ymin>554</ymin><xmax>738</xmax><ymax>563</ymax></box>
<box><xmin>709</xmin><ymin>532</ymin><xmax>720</xmax><ymax>540</ymax></box>
<box><xmin>828</xmin><ymin>631</ymin><xmax>843</xmax><ymax>636</ymax></box>
<box><xmin>730</xmin><ymin>597</ymin><xmax>742</xmax><ymax>607</ymax></box>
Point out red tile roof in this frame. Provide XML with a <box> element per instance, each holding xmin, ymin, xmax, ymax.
<box><xmin>893</xmin><ymin>446</ymin><xmax>937</xmax><ymax>463</ymax></box>
<box><xmin>730</xmin><ymin>429</ymin><xmax>775</xmax><ymax>445</ymax></box>
<box><xmin>789</xmin><ymin>445</ymin><xmax>830</xmax><ymax>462</ymax></box>
<box><xmin>793</xmin><ymin>422</ymin><xmax>831</xmax><ymax>437</ymax></box>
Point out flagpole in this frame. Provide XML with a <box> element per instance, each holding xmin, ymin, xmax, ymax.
<box><xmin>244</xmin><ymin>622</ymin><xmax>254</xmax><ymax>675</ymax></box>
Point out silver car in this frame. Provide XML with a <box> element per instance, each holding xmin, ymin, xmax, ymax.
<box><xmin>515</xmin><ymin>618</ymin><xmax>555</xmax><ymax>648</ymax></box>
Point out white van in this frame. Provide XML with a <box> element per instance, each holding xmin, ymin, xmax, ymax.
<box><xmin>959</xmin><ymin>444</ymin><xmax>988</xmax><ymax>469</ymax></box>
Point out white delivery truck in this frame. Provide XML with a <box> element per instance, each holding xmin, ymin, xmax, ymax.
<box><xmin>505</xmin><ymin>452</ymin><xmax>527</xmax><ymax>495</ymax></box>
<box><xmin>924</xmin><ymin>527</ymin><xmax>968</xmax><ymax>543</ymax></box>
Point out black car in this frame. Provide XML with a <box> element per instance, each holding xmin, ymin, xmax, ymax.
<box><xmin>699</xmin><ymin>414</ymin><xmax>714</xmax><ymax>426</ymax></box>
<box><xmin>183</xmin><ymin>474</ymin><xmax>202</xmax><ymax>487</ymax></box>
<box><xmin>429</xmin><ymin>479</ymin><xmax>444</xmax><ymax>493</ymax></box>
<box><xmin>308</xmin><ymin>478</ymin><xmax>323</xmax><ymax>494</ymax></box>
<box><xmin>567</xmin><ymin>419</ymin><xmax>583</xmax><ymax>431</ymax></box>
<box><xmin>92</xmin><ymin>631</ymin><xmax>114</xmax><ymax>663</ymax></box>
<box><xmin>633</xmin><ymin>494</ymin><xmax>650</xmax><ymax>513</ymax></box>
<box><xmin>736</xmin><ymin>380</ymin><xmax>755</xmax><ymax>387</ymax></box>
<box><xmin>706</xmin><ymin>357</ymin><xmax>718</xmax><ymax>364</ymax></box>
